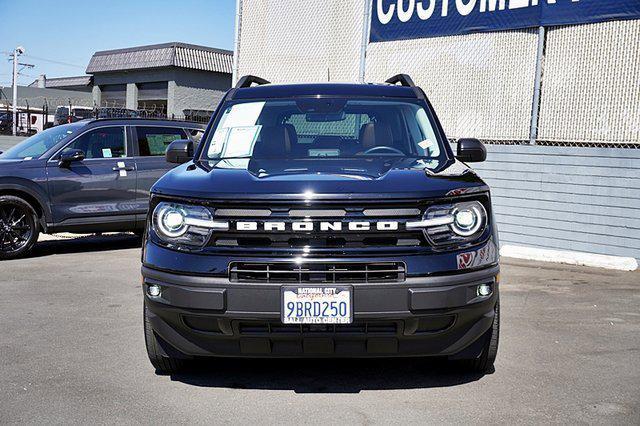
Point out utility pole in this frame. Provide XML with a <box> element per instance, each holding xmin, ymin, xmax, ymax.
<box><xmin>11</xmin><ymin>46</ymin><xmax>25</xmax><ymax>136</ymax></box>
<box><xmin>10</xmin><ymin>46</ymin><xmax>31</xmax><ymax>136</ymax></box>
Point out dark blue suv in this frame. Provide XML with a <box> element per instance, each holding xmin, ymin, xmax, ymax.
<box><xmin>142</xmin><ymin>75</ymin><xmax>499</xmax><ymax>374</ymax></box>
<box><xmin>0</xmin><ymin>118</ymin><xmax>204</xmax><ymax>259</ymax></box>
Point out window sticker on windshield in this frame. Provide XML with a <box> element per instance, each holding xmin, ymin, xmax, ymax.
<box><xmin>208</xmin><ymin>127</ymin><xmax>229</xmax><ymax>157</ymax></box>
<box><xmin>102</xmin><ymin>148</ymin><xmax>113</xmax><ymax>158</ymax></box>
<box><xmin>223</xmin><ymin>102</ymin><xmax>265</xmax><ymax>128</ymax></box>
<box><xmin>23</xmin><ymin>157</ymin><xmax>32</xmax><ymax>161</ymax></box>
<box><xmin>418</xmin><ymin>139</ymin><xmax>434</xmax><ymax>150</ymax></box>
<box><xmin>221</xmin><ymin>125</ymin><xmax>262</xmax><ymax>158</ymax></box>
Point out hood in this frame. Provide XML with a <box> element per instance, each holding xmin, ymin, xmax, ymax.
<box><xmin>0</xmin><ymin>158</ymin><xmax>26</xmax><ymax>167</ymax></box>
<box><xmin>152</xmin><ymin>157</ymin><xmax>489</xmax><ymax>201</ymax></box>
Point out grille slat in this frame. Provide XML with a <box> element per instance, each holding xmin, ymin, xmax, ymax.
<box><xmin>209</xmin><ymin>201</ymin><xmax>427</xmax><ymax>251</ymax></box>
<box><xmin>229</xmin><ymin>262</ymin><xmax>406</xmax><ymax>283</ymax></box>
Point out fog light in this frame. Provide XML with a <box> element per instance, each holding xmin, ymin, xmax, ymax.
<box><xmin>477</xmin><ymin>283</ymin><xmax>492</xmax><ymax>297</ymax></box>
<box><xmin>148</xmin><ymin>284</ymin><xmax>161</xmax><ymax>297</ymax></box>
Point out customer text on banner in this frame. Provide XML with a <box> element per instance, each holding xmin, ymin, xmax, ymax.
<box><xmin>370</xmin><ymin>0</ymin><xmax>640</xmax><ymax>42</ymax></box>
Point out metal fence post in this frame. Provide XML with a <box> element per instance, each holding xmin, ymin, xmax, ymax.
<box><xmin>529</xmin><ymin>26</ymin><xmax>546</xmax><ymax>145</ymax></box>
<box><xmin>232</xmin><ymin>0</ymin><xmax>243</xmax><ymax>85</ymax></box>
<box><xmin>358</xmin><ymin>0</ymin><xmax>373</xmax><ymax>83</ymax></box>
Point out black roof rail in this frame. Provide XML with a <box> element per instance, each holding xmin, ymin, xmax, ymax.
<box><xmin>235</xmin><ymin>75</ymin><xmax>270</xmax><ymax>89</ymax></box>
<box><xmin>385</xmin><ymin>74</ymin><xmax>416</xmax><ymax>88</ymax></box>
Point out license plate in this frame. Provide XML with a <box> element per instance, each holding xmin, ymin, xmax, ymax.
<box><xmin>281</xmin><ymin>286</ymin><xmax>352</xmax><ymax>324</ymax></box>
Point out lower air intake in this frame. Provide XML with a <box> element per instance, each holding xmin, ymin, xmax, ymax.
<box><xmin>229</xmin><ymin>261</ymin><xmax>406</xmax><ymax>283</ymax></box>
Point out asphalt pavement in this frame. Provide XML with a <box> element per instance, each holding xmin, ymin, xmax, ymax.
<box><xmin>0</xmin><ymin>234</ymin><xmax>639</xmax><ymax>424</ymax></box>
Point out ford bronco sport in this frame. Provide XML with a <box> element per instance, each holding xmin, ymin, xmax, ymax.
<box><xmin>142</xmin><ymin>75</ymin><xmax>500</xmax><ymax>374</ymax></box>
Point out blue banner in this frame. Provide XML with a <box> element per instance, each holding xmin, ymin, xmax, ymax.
<box><xmin>370</xmin><ymin>0</ymin><xmax>640</xmax><ymax>42</ymax></box>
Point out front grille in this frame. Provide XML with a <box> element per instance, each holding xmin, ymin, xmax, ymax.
<box><xmin>229</xmin><ymin>261</ymin><xmax>406</xmax><ymax>283</ymax></box>
<box><xmin>208</xmin><ymin>201</ymin><xmax>428</xmax><ymax>251</ymax></box>
<box><xmin>237</xmin><ymin>321</ymin><xmax>398</xmax><ymax>335</ymax></box>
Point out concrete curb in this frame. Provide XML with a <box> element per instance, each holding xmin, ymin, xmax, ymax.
<box><xmin>500</xmin><ymin>244</ymin><xmax>638</xmax><ymax>272</ymax></box>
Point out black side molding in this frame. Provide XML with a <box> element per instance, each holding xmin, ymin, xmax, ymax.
<box><xmin>235</xmin><ymin>75</ymin><xmax>270</xmax><ymax>89</ymax></box>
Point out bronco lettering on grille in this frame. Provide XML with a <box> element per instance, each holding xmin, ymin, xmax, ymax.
<box><xmin>234</xmin><ymin>221</ymin><xmax>401</xmax><ymax>232</ymax></box>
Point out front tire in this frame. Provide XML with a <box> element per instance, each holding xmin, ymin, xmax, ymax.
<box><xmin>465</xmin><ymin>298</ymin><xmax>500</xmax><ymax>373</ymax></box>
<box><xmin>144</xmin><ymin>301</ymin><xmax>186</xmax><ymax>374</ymax></box>
<box><xmin>0</xmin><ymin>195</ymin><xmax>40</xmax><ymax>260</ymax></box>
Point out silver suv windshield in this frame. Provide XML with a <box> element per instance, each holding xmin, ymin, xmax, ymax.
<box><xmin>202</xmin><ymin>98</ymin><xmax>446</xmax><ymax>166</ymax></box>
<box><xmin>0</xmin><ymin>123</ymin><xmax>82</xmax><ymax>160</ymax></box>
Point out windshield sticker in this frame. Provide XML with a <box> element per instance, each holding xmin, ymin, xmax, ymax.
<box><xmin>221</xmin><ymin>125</ymin><xmax>262</xmax><ymax>158</ymax></box>
<box><xmin>209</xmin><ymin>127</ymin><xmax>229</xmax><ymax>157</ymax></box>
<box><xmin>102</xmin><ymin>148</ymin><xmax>113</xmax><ymax>158</ymax></box>
<box><xmin>418</xmin><ymin>139</ymin><xmax>434</xmax><ymax>150</ymax></box>
<box><xmin>223</xmin><ymin>102</ymin><xmax>265</xmax><ymax>128</ymax></box>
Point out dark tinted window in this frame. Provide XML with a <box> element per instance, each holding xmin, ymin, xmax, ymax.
<box><xmin>64</xmin><ymin>126</ymin><xmax>126</xmax><ymax>159</ymax></box>
<box><xmin>136</xmin><ymin>126</ymin><xmax>187</xmax><ymax>157</ymax></box>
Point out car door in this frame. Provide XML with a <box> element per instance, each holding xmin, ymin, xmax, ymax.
<box><xmin>131</xmin><ymin>125</ymin><xmax>190</xmax><ymax>215</ymax></box>
<box><xmin>46</xmin><ymin>125</ymin><xmax>138</xmax><ymax>227</ymax></box>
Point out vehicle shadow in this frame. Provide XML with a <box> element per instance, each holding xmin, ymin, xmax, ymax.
<box><xmin>26</xmin><ymin>233</ymin><xmax>141</xmax><ymax>258</ymax></box>
<box><xmin>170</xmin><ymin>357</ymin><xmax>489</xmax><ymax>393</ymax></box>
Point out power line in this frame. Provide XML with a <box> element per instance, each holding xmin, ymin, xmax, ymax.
<box><xmin>22</xmin><ymin>54</ymin><xmax>85</xmax><ymax>69</ymax></box>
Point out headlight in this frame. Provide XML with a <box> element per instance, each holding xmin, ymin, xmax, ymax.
<box><xmin>419</xmin><ymin>200</ymin><xmax>487</xmax><ymax>247</ymax></box>
<box><xmin>451</xmin><ymin>202</ymin><xmax>485</xmax><ymax>236</ymax></box>
<box><xmin>152</xmin><ymin>202</ymin><xmax>227</xmax><ymax>248</ymax></box>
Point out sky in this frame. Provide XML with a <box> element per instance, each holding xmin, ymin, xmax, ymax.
<box><xmin>0</xmin><ymin>0</ymin><xmax>235</xmax><ymax>87</ymax></box>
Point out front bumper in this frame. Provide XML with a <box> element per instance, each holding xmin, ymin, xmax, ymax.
<box><xmin>142</xmin><ymin>263</ymin><xmax>499</xmax><ymax>358</ymax></box>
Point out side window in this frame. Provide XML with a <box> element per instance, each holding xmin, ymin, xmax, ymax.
<box><xmin>136</xmin><ymin>126</ymin><xmax>187</xmax><ymax>157</ymax></box>
<box><xmin>64</xmin><ymin>126</ymin><xmax>126</xmax><ymax>159</ymax></box>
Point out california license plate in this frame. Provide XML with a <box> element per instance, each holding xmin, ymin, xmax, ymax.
<box><xmin>281</xmin><ymin>286</ymin><xmax>352</xmax><ymax>324</ymax></box>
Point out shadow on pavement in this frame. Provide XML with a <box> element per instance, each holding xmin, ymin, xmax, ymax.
<box><xmin>170</xmin><ymin>357</ymin><xmax>488</xmax><ymax>393</ymax></box>
<box><xmin>26</xmin><ymin>233</ymin><xmax>141</xmax><ymax>258</ymax></box>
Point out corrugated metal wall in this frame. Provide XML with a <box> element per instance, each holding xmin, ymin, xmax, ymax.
<box><xmin>473</xmin><ymin>145</ymin><xmax>640</xmax><ymax>260</ymax></box>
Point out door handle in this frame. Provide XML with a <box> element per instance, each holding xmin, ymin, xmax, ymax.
<box><xmin>112</xmin><ymin>166</ymin><xmax>135</xmax><ymax>172</ymax></box>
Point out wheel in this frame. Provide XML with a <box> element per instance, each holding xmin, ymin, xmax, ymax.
<box><xmin>465</xmin><ymin>298</ymin><xmax>500</xmax><ymax>373</ymax></box>
<box><xmin>144</xmin><ymin>300</ymin><xmax>186</xmax><ymax>374</ymax></box>
<box><xmin>0</xmin><ymin>196</ymin><xmax>40</xmax><ymax>260</ymax></box>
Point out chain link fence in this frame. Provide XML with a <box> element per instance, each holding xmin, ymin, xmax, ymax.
<box><xmin>237</xmin><ymin>0</ymin><xmax>366</xmax><ymax>83</ymax></box>
<box><xmin>235</xmin><ymin>0</ymin><xmax>640</xmax><ymax>149</ymax></box>
<box><xmin>365</xmin><ymin>28</ymin><xmax>539</xmax><ymax>143</ymax></box>
<box><xmin>537</xmin><ymin>19</ymin><xmax>640</xmax><ymax>149</ymax></box>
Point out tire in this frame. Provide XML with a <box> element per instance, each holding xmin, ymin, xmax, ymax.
<box><xmin>143</xmin><ymin>300</ymin><xmax>186</xmax><ymax>374</ymax></box>
<box><xmin>0</xmin><ymin>195</ymin><xmax>40</xmax><ymax>260</ymax></box>
<box><xmin>465</xmin><ymin>298</ymin><xmax>500</xmax><ymax>373</ymax></box>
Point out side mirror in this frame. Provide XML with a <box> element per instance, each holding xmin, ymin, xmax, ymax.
<box><xmin>166</xmin><ymin>139</ymin><xmax>194</xmax><ymax>164</ymax></box>
<box><xmin>456</xmin><ymin>138</ymin><xmax>486</xmax><ymax>163</ymax></box>
<box><xmin>58</xmin><ymin>149</ymin><xmax>85</xmax><ymax>167</ymax></box>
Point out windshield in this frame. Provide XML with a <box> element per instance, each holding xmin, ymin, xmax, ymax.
<box><xmin>202</xmin><ymin>98</ymin><xmax>446</xmax><ymax>165</ymax></box>
<box><xmin>0</xmin><ymin>123</ymin><xmax>82</xmax><ymax>160</ymax></box>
